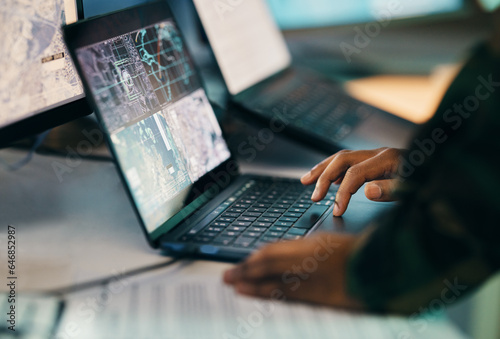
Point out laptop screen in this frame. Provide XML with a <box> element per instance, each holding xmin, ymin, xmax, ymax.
<box><xmin>192</xmin><ymin>0</ymin><xmax>292</xmax><ymax>95</ymax></box>
<box><xmin>68</xmin><ymin>4</ymin><xmax>231</xmax><ymax>238</ymax></box>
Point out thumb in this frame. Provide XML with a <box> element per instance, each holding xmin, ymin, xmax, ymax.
<box><xmin>364</xmin><ymin>180</ymin><xmax>398</xmax><ymax>202</ymax></box>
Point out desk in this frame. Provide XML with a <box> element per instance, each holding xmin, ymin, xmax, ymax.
<box><xmin>0</xmin><ymin>121</ymin><xmax>470</xmax><ymax>338</ymax></box>
<box><xmin>0</xmin><ymin>16</ymin><xmax>488</xmax><ymax>338</ymax></box>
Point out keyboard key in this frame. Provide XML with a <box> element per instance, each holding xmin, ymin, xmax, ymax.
<box><xmin>254</xmin><ymin>203</ymin><xmax>271</xmax><ymax>208</ymax></box>
<box><xmin>297</xmin><ymin>199</ymin><xmax>312</xmax><ymax>204</ymax></box>
<box><xmin>271</xmin><ymin>204</ymin><xmax>290</xmax><ymax>209</ymax></box>
<box><xmin>269</xmin><ymin>208</ymin><xmax>286</xmax><ymax>214</ymax></box>
<box><xmin>229</xmin><ymin>208</ymin><xmax>245</xmax><ymax>213</ymax></box>
<box><xmin>201</xmin><ymin>232</ymin><xmax>218</xmax><ymax>238</ymax></box>
<box><xmin>227</xmin><ymin>226</ymin><xmax>247</xmax><ymax>232</ymax></box>
<box><xmin>207</xmin><ymin>227</ymin><xmax>224</xmax><ymax>232</ymax></box>
<box><xmin>275</xmin><ymin>221</ymin><xmax>293</xmax><ymax>227</ymax></box>
<box><xmin>292</xmin><ymin>204</ymin><xmax>311</xmax><ymax>209</ymax></box>
<box><xmin>194</xmin><ymin>236</ymin><xmax>213</xmax><ymax>244</ymax></box>
<box><xmin>222</xmin><ymin>213</ymin><xmax>240</xmax><ymax>218</ymax></box>
<box><xmin>257</xmin><ymin>217</ymin><xmax>277</xmax><ymax>223</ymax></box>
<box><xmin>253</xmin><ymin>222</ymin><xmax>271</xmax><ymax>228</ymax></box>
<box><xmin>284</xmin><ymin>212</ymin><xmax>302</xmax><ymax>218</ymax></box>
<box><xmin>243</xmin><ymin>232</ymin><xmax>261</xmax><ymax>238</ymax></box>
<box><xmin>290</xmin><ymin>208</ymin><xmax>306</xmax><ymax>213</ymax></box>
<box><xmin>270</xmin><ymin>226</ymin><xmax>288</xmax><ymax>232</ymax></box>
<box><xmin>278</xmin><ymin>217</ymin><xmax>298</xmax><ymax>223</ymax></box>
<box><xmin>213</xmin><ymin>236</ymin><xmax>235</xmax><ymax>246</ymax></box>
<box><xmin>218</xmin><ymin>217</ymin><xmax>235</xmax><ymax>223</ymax></box>
<box><xmin>249</xmin><ymin>226</ymin><xmax>267</xmax><ymax>232</ymax></box>
<box><xmin>237</xmin><ymin>217</ymin><xmax>257</xmax><ymax>222</ymax></box>
<box><xmin>249</xmin><ymin>208</ymin><xmax>266</xmax><ymax>213</ymax></box>
<box><xmin>234</xmin><ymin>204</ymin><xmax>250</xmax><ymax>209</ymax></box>
<box><xmin>222</xmin><ymin>231</ymin><xmax>242</xmax><ymax>237</ymax></box>
<box><xmin>282</xmin><ymin>234</ymin><xmax>302</xmax><ymax>241</ymax></box>
<box><xmin>262</xmin><ymin>213</ymin><xmax>281</xmax><ymax>218</ymax></box>
<box><xmin>287</xmin><ymin>228</ymin><xmax>308</xmax><ymax>236</ymax></box>
<box><xmin>264</xmin><ymin>231</ymin><xmax>285</xmax><ymax>238</ymax></box>
<box><xmin>243</xmin><ymin>212</ymin><xmax>262</xmax><ymax>218</ymax></box>
<box><xmin>238</xmin><ymin>199</ymin><xmax>255</xmax><ymax>204</ymax></box>
<box><xmin>261</xmin><ymin>236</ymin><xmax>281</xmax><ymax>243</ymax></box>
<box><xmin>211</xmin><ymin>222</ymin><xmax>229</xmax><ymax>227</ymax></box>
<box><xmin>233</xmin><ymin>221</ymin><xmax>251</xmax><ymax>227</ymax></box>
<box><xmin>293</xmin><ymin>205</ymin><xmax>329</xmax><ymax>229</ymax></box>
<box><xmin>234</xmin><ymin>237</ymin><xmax>256</xmax><ymax>248</ymax></box>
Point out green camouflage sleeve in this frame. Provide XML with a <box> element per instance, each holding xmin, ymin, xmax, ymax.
<box><xmin>346</xmin><ymin>43</ymin><xmax>500</xmax><ymax>314</ymax></box>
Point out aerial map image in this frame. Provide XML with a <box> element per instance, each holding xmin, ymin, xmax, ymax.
<box><xmin>0</xmin><ymin>0</ymin><xmax>84</xmax><ymax>128</ymax></box>
<box><xmin>77</xmin><ymin>34</ymin><xmax>161</xmax><ymax>133</ymax></box>
<box><xmin>162</xmin><ymin>89</ymin><xmax>231</xmax><ymax>182</ymax></box>
<box><xmin>111</xmin><ymin>112</ymin><xmax>192</xmax><ymax>231</ymax></box>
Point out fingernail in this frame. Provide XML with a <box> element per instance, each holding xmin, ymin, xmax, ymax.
<box><xmin>311</xmin><ymin>188</ymin><xmax>320</xmax><ymax>201</ymax></box>
<box><xmin>333</xmin><ymin>202</ymin><xmax>340</xmax><ymax>216</ymax></box>
<box><xmin>366</xmin><ymin>184</ymin><xmax>382</xmax><ymax>199</ymax></box>
<box><xmin>301</xmin><ymin>172</ymin><xmax>312</xmax><ymax>181</ymax></box>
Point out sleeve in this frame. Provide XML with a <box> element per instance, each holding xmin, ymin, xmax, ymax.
<box><xmin>346</xmin><ymin>43</ymin><xmax>500</xmax><ymax>314</ymax></box>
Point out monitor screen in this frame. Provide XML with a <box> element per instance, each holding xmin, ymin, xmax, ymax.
<box><xmin>192</xmin><ymin>0</ymin><xmax>292</xmax><ymax>95</ymax></box>
<box><xmin>0</xmin><ymin>0</ymin><xmax>86</xmax><ymax>132</ymax></box>
<box><xmin>266</xmin><ymin>0</ymin><xmax>465</xmax><ymax>30</ymax></box>
<box><xmin>81</xmin><ymin>0</ymin><xmax>156</xmax><ymax>17</ymax></box>
<box><xmin>71</xmin><ymin>7</ymin><xmax>231</xmax><ymax>235</ymax></box>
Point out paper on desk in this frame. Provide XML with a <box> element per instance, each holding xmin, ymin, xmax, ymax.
<box><xmin>0</xmin><ymin>292</ymin><xmax>62</xmax><ymax>339</ymax></box>
<box><xmin>55</xmin><ymin>272</ymin><xmax>468</xmax><ymax>339</ymax></box>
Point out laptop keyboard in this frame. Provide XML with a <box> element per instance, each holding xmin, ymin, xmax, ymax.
<box><xmin>179</xmin><ymin>178</ymin><xmax>335</xmax><ymax>249</ymax></box>
<box><xmin>246</xmin><ymin>81</ymin><xmax>373</xmax><ymax>142</ymax></box>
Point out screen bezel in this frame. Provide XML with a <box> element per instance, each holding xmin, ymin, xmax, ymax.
<box><xmin>0</xmin><ymin>0</ymin><xmax>92</xmax><ymax>148</ymax></box>
<box><xmin>63</xmin><ymin>1</ymin><xmax>239</xmax><ymax>248</ymax></box>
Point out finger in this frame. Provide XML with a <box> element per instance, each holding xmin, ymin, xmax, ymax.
<box><xmin>234</xmin><ymin>281</ymin><xmax>283</xmax><ymax>299</ymax></box>
<box><xmin>300</xmin><ymin>154</ymin><xmax>337</xmax><ymax>185</ymax></box>
<box><xmin>333</xmin><ymin>175</ymin><xmax>344</xmax><ymax>185</ymax></box>
<box><xmin>223</xmin><ymin>241</ymin><xmax>306</xmax><ymax>284</ymax></box>
<box><xmin>333</xmin><ymin>151</ymin><xmax>397</xmax><ymax>216</ymax></box>
<box><xmin>364</xmin><ymin>179</ymin><xmax>398</xmax><ymax>202</ymax></box>
<box><xmin>311</xmin><ymin>149</ymin><xmax>384</xmax><ymax>202</ymax></box>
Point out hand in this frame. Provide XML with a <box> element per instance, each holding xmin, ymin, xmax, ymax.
<box><xmin>301</xmin><ymin>148</ymin><xmax>403</xmax><ymax>216</ymax></box>
<box><xmin>223</xmin><ymin>233</ymin><xmax>364</xmax><ymax>310</ymax></box>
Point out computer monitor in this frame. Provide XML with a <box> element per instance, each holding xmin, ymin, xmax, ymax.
<box><xmin>0</xmin><ymin>0</ymin><xmax>92</xmax><ymax>147</ymax></box>
<box><xmin>266</xmin><ymin>0</ymin><xmax>466</xmax><ymax>30</ymax></box>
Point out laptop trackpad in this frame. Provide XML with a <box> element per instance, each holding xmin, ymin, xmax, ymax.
<box><xmin>316</xmin><ymin>193</ymin><xmax>394</xmax><ymax>234</ymax></box>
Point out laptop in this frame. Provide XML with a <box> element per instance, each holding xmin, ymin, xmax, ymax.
<box><xmin>192</xmin><ymin>0</ymin><xmax>416</xmax><ymax>153</ymax></box>
<box><xmin>63</xmin><ymin>1</ymin><xmax>389</xmax><ymax>261</ymax></box>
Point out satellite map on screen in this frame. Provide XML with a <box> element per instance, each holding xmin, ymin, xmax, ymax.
<box><xmin>0</xmin><ymin>0</ymin><xmax>84</xmax><ymax>128</ymax></box>
<box><xmin>77</xmin><ymin>20</ymin><xmax>231</xmax><ymax>231</ymax></box>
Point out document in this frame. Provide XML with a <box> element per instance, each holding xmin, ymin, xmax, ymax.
<box><xmin>54</xmin><ymin>267</ymin><xmax>468</xmax><ymax>339</ymax></box>
<box><xmin>0</xmin><ymin>292</ymin><xmax>62</xmax><ymax>339</ymax></box>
